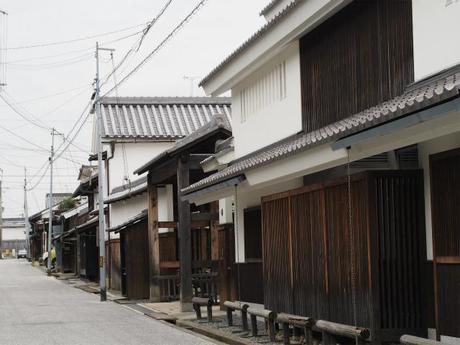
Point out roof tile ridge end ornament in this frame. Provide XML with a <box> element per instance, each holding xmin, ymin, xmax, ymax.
<box><xmin>199</xmin><ymin>0</ymin><xmax>302</xmax><ymax>88</ymax></box>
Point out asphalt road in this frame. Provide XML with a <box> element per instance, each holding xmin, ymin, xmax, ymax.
<box><xmin>0</xmin><ymin>259</ymin><xmax>216</xmax><ymax>345</ymax></box>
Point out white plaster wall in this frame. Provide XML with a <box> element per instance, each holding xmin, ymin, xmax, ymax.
<box><xmin>418</xmin><ymin>131</ymin><xmax>460</xmax><ymax>260</ymax></box>
<box><xmin>412</xmin><ymin>0</ymin><xmax>460</xmax><ymax>81</ymax></box>
<box><xmin>110</xmin><ymin>193</ymin><xmax>147</xmax><ymax>230</ymax></box>
<box><xmin>108</xmin><ymin>185</ymin><xmax>174</xmax><ymax>240</ymax></box>
<box><xmin>105</xmin><ymin>141</ymin><xmax>175</xmax><ymax>192</ymax></box>
<box><xmin>2</xmin><ymin>227</ymin><xmax>26</xmax><ymax>241</ymax></box>
<box><xmin>234</xmin><ymin>177</ymin><xmax>303</xmax><ymax>262</ymax></box>
<box><xmin>231</xmin><ymin>42</ymin><xmax>302</xmax><ymax>158</ymax></box>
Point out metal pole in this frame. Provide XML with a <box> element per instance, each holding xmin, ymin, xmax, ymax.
<box><xmin>47</xmin><ymin>129</ymin><xmax>55</xmax><ymax>274</ymax></box>
<box><xmin>24</xmin><ymin>167</ymin><xmax>31</xmax><ymax>261</ymax></box>
<box><xmin>95</xmin><ymin>41</ymin><xmax>107</xmax><ymax>301</ymax></box>
<box><xmin>0</xmin><ymin>178</ymin><xmax>2</xmax><ymax>260</ymax></box>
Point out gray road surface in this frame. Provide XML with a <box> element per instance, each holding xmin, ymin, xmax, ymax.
<box><xmin>0</xmin><ymin>259</ymin><xmax>216</xmax><ymax>345</ymax></box>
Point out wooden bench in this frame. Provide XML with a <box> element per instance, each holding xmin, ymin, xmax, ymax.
<box><xmin>247</xmin><ymin>306</ymin><xmax>277</xmax><ymax>341</ymax></box>
<box><xmin>223</xmin><ymin>301</ymin><xmax>249</xmax><ymax>331</ymax></box>
<box><xmin>276</xmin><ymin>313</ymin><xmax>315</xmax><ymax>345</ymax></box>
<box><xmin>401</xmin><ymin>335</ymin><xmax>448</xmax><ymax>345</ymax></box>
<box><xmin>192</xmin><ymin>297</ymin><xmax>213</xmax><ymax>322</ymax></box>
<box><xmin>314</xmin><ymin>320</ymin><xmax>370</xmax><ymax>345</ymax></box>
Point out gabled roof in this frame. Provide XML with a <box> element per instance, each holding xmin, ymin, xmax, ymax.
<box><xmin>134</xmin><ymin>113</ymin><xmax>232</xmax><ymax>175</ymax></box>
<box><xmin>184</xmin><ymin>65</ymin><xmax>460</xmax><ymax>195</ymax></box>
<box><xmin>260</xmin><ymin>0</ymin><xmax>284</xmax><ymax>16</ymax></box>
<box><xmin>73</xmin><ymin>173</ymin><xmax>98</xmax><ymax>197</ymax></box>
<box><xmin>199</xmin><ymin>0</ymin><xmax>301</xmax><ymax>87</ymax></box>
<box><xmin>99</xmin><ymin>96</ymin><xmax>231</xmax><ymax>141</ymax></box>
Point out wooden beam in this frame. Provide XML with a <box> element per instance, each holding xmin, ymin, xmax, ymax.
<box><xmin>158</xmin><ymin>221</ymin><xmax>177</xmax><ymax>229</ymax></box>
<box><xmin>435</xmin><ymin>256</ymin><xmax>460</xmax><ymax>264</ymax></box>
<box><xmin>149</xmin><ymin>159</ymin><xmax>178</xmax><ymax>185</ymax></box>
<box><xmin>160</xmin><ymin>260</ymin><xmax>180</xmax><ymax>269</ymax></box>
<box><xmin>177</xmin><ymin>155</ymin><xmax>193</xmax><ymax>312</ymax></box>
<box><xmin>147</xmin><ymin>179</ymin><xmax>161</xmax><ymax>301</ymax></box>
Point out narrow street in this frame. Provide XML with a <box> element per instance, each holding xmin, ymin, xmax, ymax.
<box><xmin>0</xmin><ymin>260</ymin><xmax>216</xmax><ymax>345</ymax></box>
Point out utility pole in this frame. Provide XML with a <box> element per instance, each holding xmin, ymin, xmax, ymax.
<box><xmin>0</xmin><ymin>171</ymin><xmax>3</xmax><ymax>260</ymax></box>
<box><xmin>24</xmin><ymin>167</ymin><xmax>31</xmax><ymax>261</ymax></box>
<box><xmin>95</xmin><ymin>42</ymin><xmax>114</xmax><ymax>302</ymax></box>
<box><xmin>47</xmin><ymin>128</ymin><xmax>57</xmax><ymax>274</ymax></box>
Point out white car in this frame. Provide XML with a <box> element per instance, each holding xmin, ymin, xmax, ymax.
<box><xmin>17</xmin><ymin>249</ymin><xmax>27</xmax><ymax>259</ymax></box>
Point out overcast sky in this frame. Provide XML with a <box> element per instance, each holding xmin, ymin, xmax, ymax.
<box><xmin>0</xmin><ymin>0</ymin><xmax>267</xmax><ymax>217</ymax></box>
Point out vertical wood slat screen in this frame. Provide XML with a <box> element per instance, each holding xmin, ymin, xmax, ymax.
<box><xmin>261</xmin><ymin>171</ymin><xmax>425</xmax><ymax>334</ymax></box>
<box><xmin>262</xmin><ymin>197</ymin><xmax>293</xmax><ymax>313</ymax></box>
<box><xmin>372</xmin><ymin>174</ymin><xmax>424</xmax><ymax>330</ymax></box>
<box><xmin>299</xmin><ymin>0</ymin><xmax>413</xmax><ymax>133</ymax></box>
<box><xmin>430</xmin><ymin>149</ymin><xmax>460</xmax><ymax>337</ymax></box>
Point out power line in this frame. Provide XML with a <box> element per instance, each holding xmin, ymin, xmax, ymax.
<box><xmin>4</xmin><ymin>22</ymin><xmax>147</xmax><ymax>50</ymax></box>
<box><xmin>0</xmin><ymin>83</ymin><xmax>90</xmax><ymax>107</ymax></box>
<box><xmin>0</xmin><ymin>121</ymin><xmax>49</xmax><ymax>151</ymax></box>
<box><xmin>0</xmin><ymin>91</ymin><xmax>51</xmax><ymax>130</ymax></box>
<box><xmin>102</xmin><ymin>0</ymin><xmax>209</xmax><ymax>97</ymax></box>
<box><xmin>101</xmin><ymin>0</ymin><xmax>174</xmax><ymax>87</ymax></box>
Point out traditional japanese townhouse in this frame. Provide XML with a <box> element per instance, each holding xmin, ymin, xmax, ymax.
<box><xmin>56</xmin><ymin>202</ymin><xmax>88</xmax><ymax>274</ymax></box>
<box><xmin>181</xmin><ymin>0</ymin><xmax>460</xmax><ymax>343</ymax></box>
<box><xmin>133</xmin><ymin>114</ymin><xmax>232</xmax><ymax>310</ymax></box>
<box><xmin>97</xmin><ymin>97</ymin><xmax>231</xmax><ymax>294</ymax></box>
<box><xmin>72</xmin><ymin>169</ymin><xmax>100</xmax><ymax>282</ymax></box>
<box><xmin>1</xmin><ymin>218</ymin><xmax>26</xmax><ymax>259</ymax></box>
<box><xmin>29</xmin><ymin>202</ymin><xmax>64</xmax><ymax>264</ymax></box>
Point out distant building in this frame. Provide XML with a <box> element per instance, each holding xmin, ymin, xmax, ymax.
<box><xmin>45</xmin><ymin>193</ymin><xmax>73</xmax><ymax>208</ymax></box>
<box><xmin>1</xmin><ymin>217</ymin><xmax>26</xmax><ymax>258</ymax></box>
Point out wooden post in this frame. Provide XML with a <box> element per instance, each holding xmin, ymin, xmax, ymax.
<box><xmin>242</xmin><ymin>308</ymin><xmax>249</xmax><ymax>331</ymax></box>
<box><xmin>226</xmin><ymin>308</ymin><xmax>233</xmax><ymax>326</ymax></box>
<box><xmin>250</xmin><ymin>314</ymin><xmax>258</xmax><ymax>337</ymax></box>
<box><xmin>177</xmin><ymin>155</ymin><xmax>193</xmax><ymax>312</ymax></box>
<box><xmin>282</xmin><ymin>323</ymin><xmax>290</xmax><ymax>345</ymax></box>
<box><xmin>148</xmin><ymin>177</ymin><xmax>161</xmax><ymax>301</ymax></box>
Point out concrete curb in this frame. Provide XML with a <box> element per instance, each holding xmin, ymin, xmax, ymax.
<box><xmin>176</xmin><ymin>319</ymin><xmax>253</xmax><ymax>345</ymax></box>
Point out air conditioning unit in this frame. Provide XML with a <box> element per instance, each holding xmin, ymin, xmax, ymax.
<box><xmin>219</xmin><ymin>197</ymin><xmax>233</xmax><ymax>225</ymax></box>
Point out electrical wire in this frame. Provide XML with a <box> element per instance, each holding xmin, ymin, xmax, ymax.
<box><xmin>0</xmin><ymin>121</ymin><xmax>49</xmax><ymax>151</ymax></box>
<box><xmin>4</xmin><ymin>22</ymin><xmax>148</xmax><ymax>50</ymax></box>
<box><xmin>101</xmin><ymin>0</ymin><xmax>174</xmax><ymax>88</ymax></box>
<box><xmin>102</xmin><ymin>0</ymin><xmax>208</xmax><ymax>97</ymax></box>
<box><xmin>0</xmin><ymin>91</ymin><xmax>51</xmax><ymax>130</ymax></box>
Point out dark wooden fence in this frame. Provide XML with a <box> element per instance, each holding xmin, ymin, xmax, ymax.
<box><xmin>261</xmin><ymin>171</ymin><xmax>426</xmax><ymax>343</ymax></box>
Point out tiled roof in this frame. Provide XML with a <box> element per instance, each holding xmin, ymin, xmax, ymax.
<box><xmin>260</xmin><ymin>0</ymin><xmax>284</xmax><ymax>16</ymax></box>
<box><xmin>105</xmin><ymin>176</ymin><xmax>148</xmax><ymax>204</ymax></box>
<box><xmin>100</xmin><ymin>97</ymin><xmax>231</xmax><ymax>140</ymax></box>
<box><xmin>184</xmin><ymin>67</ymin><xmax>460</xmax><ymax>194</ymax></box>
<box><xmin>134</xmin><ymin>113</ymin><xmax>231</xmax><ymax>175</ymax></box>
<box><xmin>107</xmin><ymin>209</ymin><xmax>147</xmax><ymax>233</ymax></box>
<box><xmin>199</xmin><ymin>0</ymin><xmax>300</xmax><ymax>87</ymax></box>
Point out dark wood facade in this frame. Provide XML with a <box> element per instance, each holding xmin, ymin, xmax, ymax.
<box><xmin>300</xmin><ymin>0</ymin><xmax>413</xmax><ymax>132</ymax></box>
<box><xmin>107</xmin><ymin>239</ymin><xmax>121</xmax><ymax>291</ymax></box>
<box><xmin>261</xmin><ymin>171</ymin><xmax>426</xmax><ymax>342</ymax></box>
<box><xmin>120</xmin><ymin>219</ymin><xmax>150</xmax><ymax>300</ymax></box>
<box><xmin>430</xmin><ymin>149</ymin><xmax>460</xmax><ymax>338</ymax></box>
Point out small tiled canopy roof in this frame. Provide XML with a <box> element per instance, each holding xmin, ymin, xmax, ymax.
<box><xmin>134</xmin><ymin>113</ymin><xmax>232</xmax><ymax>175</ymax></box>
<box><xmin>184</xmin><ymin>65</ymin><xmax>460</xmax><ymax>195</ymax></box>
<box><xmin>99</xmin><ymin>96</ymin><xmax>231</xmax><ymax>140</ymax></box>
